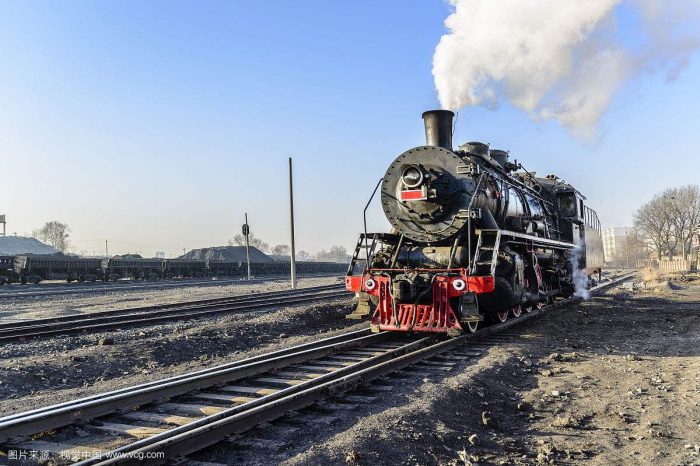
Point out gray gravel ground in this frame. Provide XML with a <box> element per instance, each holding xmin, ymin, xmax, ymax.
<box><xmin>0</xmin><ymin>276</ymin><xmax>357</xmax><ymax>416</ymax></box>
<box><xmin>0</xmin><ymin>276</ymin><xmax>342</xmax><ymax>321</ymax></box>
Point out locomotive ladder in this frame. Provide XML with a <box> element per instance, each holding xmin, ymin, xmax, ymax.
<box><xmin>471</xmin><ymin>229</ymin><xmax>501</xmax><ymax>276</ymax></box>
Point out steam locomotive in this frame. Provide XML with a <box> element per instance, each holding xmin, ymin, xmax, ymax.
<box><xmin>346</xmin><ymin>110</ymin><xmax>603</xmax><ymax>335</ymax></box>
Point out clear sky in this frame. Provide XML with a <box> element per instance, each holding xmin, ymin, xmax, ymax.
<box><xmin>1</xmin><ymin>1</ymin><xmax>699</xmax><ymax>257</ymax></box>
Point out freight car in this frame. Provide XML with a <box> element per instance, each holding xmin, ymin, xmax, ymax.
<box><xmin>0</xmin><ymin>256</ymin><xmax>16</xmax><ymax>285</ymax></box>
<box><xmin>102</xmin><ymin>257</ymin><xmax>166</xmax><ymax>281</ymax></box>
<box><xmin>164</xmin><ymin>259</ymin><xmax>207</xmax><ymax>278</ymax></box>
<box><xmin>0</xmin><ymin>254</ymin><xmax>348</xmax><ymax>285</ymax></box>
<box><xmin>14</xmin><ymin>255</ymin><xmax>104</xmax><ymax>283</ymax></box>
<box><xmin>346</xmin><ymin>110</ymin><xmax>604</xmax><ymax>335</ymax></box>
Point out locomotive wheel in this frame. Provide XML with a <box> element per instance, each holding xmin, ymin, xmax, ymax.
<box><xmin>524</xmin><ymin>305</ymin><xmax>533</xmax><ymax>313</ymax></box>
<box><xmin>466</xmin><ymin>320</ymin><xmax>479</xmax><ymax>333</ymax></box>
<box><xmin>493</xmin><ymin>310</ymin><xmax>508</xmax><ymax>323</ymax></box>
<box><xmin>511</xmin><ymin>305</ymin><xmax>522</xmax><ymax>318</ymax></box>
<box><xmin>536</xmin><ymin>301</ymin><xmax>545</xmax><ymax>310</ymax></box>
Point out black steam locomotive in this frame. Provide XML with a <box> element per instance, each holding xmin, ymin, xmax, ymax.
<box><xmin>346</xmin><ymin>110</ymin><xmax>603</xmax><ymax>335</ymax></box>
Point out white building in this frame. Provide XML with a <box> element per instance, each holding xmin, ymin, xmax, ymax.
<box><xmin>602</xmin><ymin>227</ymin><xmax>634</xmax><ymax>264</ymax></box>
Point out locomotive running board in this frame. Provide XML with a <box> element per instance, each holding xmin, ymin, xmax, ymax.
<box><xmin>498</xmin><ymin>230</ymin><xmax>577</xmax><ymax>250</ymax></box>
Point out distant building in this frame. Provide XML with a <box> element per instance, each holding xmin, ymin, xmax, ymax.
<box><xmin>602</xmin><ymin>227</ymin><xmax>634</xmax><ymax>264</ymax></box>
<box><xmin>155</xmin><ymin>251</ymin><xmax>166</xmax><ymax>259</ymax></box>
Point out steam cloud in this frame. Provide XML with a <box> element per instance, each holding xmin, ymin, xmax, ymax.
<box><xmin>569</xmin><ymin>247</ymin><xmax>591</xmax><ymax>300</ymax></box>
<box><xmin>433</xmin><ymin>0</ymin><xmax>700</xmax><ymax>138</ymax></box>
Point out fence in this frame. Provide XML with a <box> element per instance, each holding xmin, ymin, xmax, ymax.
<box><xmin>658</xmin><ymin>259</ymin><xmax>695</xmax><ymax>272</ymax></box>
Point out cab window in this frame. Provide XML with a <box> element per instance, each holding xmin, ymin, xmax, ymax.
<box><xmin>558</xmin><ymin>193</ymin><xmax>577</xmax><ymax>217</ymax></box>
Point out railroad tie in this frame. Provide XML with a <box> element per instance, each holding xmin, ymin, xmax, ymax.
<box><xmin>272</xmin><ymin>370</ymin><xmax>324</xmax><ymax>379</ymax></box>
<box><xmin>191</xmin><ymin>392</ymin><xmax>258</xmax><ymax>404</ymax></box>
<box><xmin>304</xmin><ymin>359</ymin><xmax>355</xmax><ymax>366</ymax></box>
<box><xmin>219</xmin><ymin>385</ymin><xmax>280</xmax><ymax>396</ymax></box>
<box><xmin>292</xmin><ymin>364</ymin><xmax>339</xmax><ymax>372</ymax></box>
<box><xmin>120</xmin><ymin>411</ymin><xmax>199</xmax><ymax>426</ymax></box>
<box><xmin>251</xmin><ymin>377</ymin><xmax>307</xmax><ymax>387</ymax></box>
<box><xmin>93</xmin><ymin>422</ymin><xmax>167</xmax><ymax>439</ymax></box>
<box><xmin>156</xmin><ymin>402</ymin><xmax>226</xmax><ymax>416</ymax></box>
<box><xmin>327</xmin><ymin>355</ymin><xmax>368</xmax><ymax>361</ymax></box>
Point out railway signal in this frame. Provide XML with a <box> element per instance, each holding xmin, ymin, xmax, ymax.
<box><xmin>243</xmin><ymin>213</ymin><xmax>251</xmax><ymax>280</ymax></box>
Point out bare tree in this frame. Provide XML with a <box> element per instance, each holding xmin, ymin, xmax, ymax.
<box><xmin>296</xmin><ymin>250</ymin><xmax>311</xmax><ymax>261</ymax></box>
<box><xmin>315</xmin><ymin>245</ymin><xmax>350</xmax><ymax>263</ymax></box>
<box><xmin>228</xmin><ymin>233</ymin><xmax>270</xmax><ymax>253</ymax></box>
<box><xmin>668</xmin><ymin>185</ymin><xmax>700</xmax><ymax>260</ymax></box>
<box><xmin>633</xmin><ymin>186</ymin><xmax>700</xmax><ymax>260</ymax></box>
<box><xmin>33</xmin><ymin>221</ymin><xmax>71</xmax><ymax>252</ymax></box>
<box><xmin>614</xmin><ymin>229</ymin><xmax>649</xmax><ymax>267</ymax></box>
<box><xmin>634</xmin><ymin>192</ymin><xmax>677</xmax><ymax>260</ymax></box>
<box><xmin>271</xmin><ymin>244</ymin><xmax>290</xmax><ymax>256</ymax></box>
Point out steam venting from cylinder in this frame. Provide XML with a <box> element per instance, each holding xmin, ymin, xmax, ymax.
<box><xmin>422</xmin><ymin>110</ymin><xmax>454</xmax><ymax>151</ymax></box>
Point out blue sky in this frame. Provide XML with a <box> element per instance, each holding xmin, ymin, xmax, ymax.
<box><xmin>1</xmin><ymin>1</ymin><xmax>699</xmax><ymax>257</ymax></box>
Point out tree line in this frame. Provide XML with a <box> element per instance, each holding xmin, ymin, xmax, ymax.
<box><xmin>229</xmin><ymin>233</ymin><xmax>350</xmax><ymax>263</ymax></box>
<box><xmin>634</xmin><ymin>185</ymin><xmax>700</xmax><ymax>260</ymax></box>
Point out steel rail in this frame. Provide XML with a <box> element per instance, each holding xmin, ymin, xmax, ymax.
<box><xmin>84</xmin><ymin>273</ymin><xmax>633</xmax><ymax>466</ymax></box>
<box><xmin>0</xmin><ymin>284</ymin><xmax>342</xmax><ymax>329</ymax></box>
<box><xmin>0</xmin><ymin>330</ymin><xmax>389</xmax><ymax>441</ymax></box>
<box><xmin>0</xmin><ymin>286</ymin><xmax>347</xmax><ymax>343</ymax></box>
<box><xmin>0</xmin><ymin>273</ymin><xmax>632</xmax><ymax>465</ymax></box>
<box><xmin>0</xmin><ymin>273</ymin><xmax>342</xmax><ymax>299</ymax></box>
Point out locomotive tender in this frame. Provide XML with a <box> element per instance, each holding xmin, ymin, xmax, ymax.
<box><xmin>346</xmin><ymin>110</ymin><xmax>603</xmax><ymax>335</ymax></box>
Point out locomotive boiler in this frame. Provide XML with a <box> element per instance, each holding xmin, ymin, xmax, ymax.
<box><xmin>346</xmin><ymin>110</ymin><xmax>603</xmax><ymax>335</ymax></box>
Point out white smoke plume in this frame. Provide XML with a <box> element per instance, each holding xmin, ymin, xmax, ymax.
<box><xmin>569</xmin><ymin>247</ymin><xmax>591</xmax><ymax>300</ymax></box>
<box><xmin>433</xmin><ymin>0</ymin><xmax>700</xmax><ymax>138</ymax></box>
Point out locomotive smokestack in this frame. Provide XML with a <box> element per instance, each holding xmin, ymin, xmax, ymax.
<box><xmin>422</xmin><ymin>110</ymin><xmax>454</xmax><ymax>151</ymax></box>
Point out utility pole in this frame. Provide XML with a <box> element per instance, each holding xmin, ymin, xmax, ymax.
<box><xmin>243</xmin><ymin>213</ymin><xmax>251</xmax><ymax>280</ymax></box>
<box><xmin>0</xmin><ymin>215</ymin><xmax>5</xmax><ymax>236</ymax></box>
<box><xmin>288</xmin><ymin>157</ymin><xmax>297</xmax><ymax>289</ymax></box>
<box><xmin>105</xmin><ymin>240</ymin><xmax>109</xmax><ymax>257</ymax></box>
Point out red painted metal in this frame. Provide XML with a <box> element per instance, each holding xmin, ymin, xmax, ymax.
<box><xmin>400</xmin><ymin>189</ymin><xmax>427</xmax><ymax>201</ymax></box>
<box><xmin>466</xmin><ymin>275</ymin><xmax>495</xmax><ymax>293</ymax></box>
<box><xmin>345</xmin><ymin>276</ymin><xmax>362</xmax><ymax>292</ymax></box>
<box><xmin>371</xmin><ymin>277</ymin><xmax>463</xmax><ymax>334</ymax></box>
<box><xmin>346</xmin><ymin>267</ymin><xmax>495</xmax><ymax>334</ymax></box>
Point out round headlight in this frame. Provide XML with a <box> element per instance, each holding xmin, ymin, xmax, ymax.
<box><xmin>365</xmin><ymin>278</ymin><xmax>376</xmax><ymax>290</ymax></box>
<box><xmin>401</xmin><ymin>165</ymin><xmax>424</xmax><ymax>189</ymax></box>
<box><xmin>452</xmin><ymin>278</ymin><xmax>466</xmax><ymax>291</ymax></box>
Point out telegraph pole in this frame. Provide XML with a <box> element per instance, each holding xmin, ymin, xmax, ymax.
<box><xmin>105</xmin><ymin>240</ymin><xmax>109</xmax><ymax>257</ymax></box>
<box><xmin>243</xmin><ymin>213</ymin><xmax>251</xmax><ymax>280</ymax></box>
<box><xmin>288</xmin><ymin>157</ymin><xmax>297</xmax><ymax>289</ymax></box>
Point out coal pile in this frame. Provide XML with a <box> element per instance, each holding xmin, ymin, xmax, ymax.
<box><xmin>179</xmin><ymin>246</ymin><xmax>274</xmax><ymax>263</ymax></box>
<box><xmin>0</xmin><ymin>236</ymin><xmax>58</xmax><ymax>255</ymax></box>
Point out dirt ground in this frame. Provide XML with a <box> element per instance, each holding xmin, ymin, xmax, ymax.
<box><xmin>0</xmin><ymin>276</ymin><xmax>341</xmax><ymax>320</ymax></box>
<box><xmin>190</xmin><ymin>272</ymin><xmax>700</xmax><ymax>466</ymax></box>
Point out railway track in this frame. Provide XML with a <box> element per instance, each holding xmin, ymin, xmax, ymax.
<box><xmin>0</xmin><ymin>284</ymin><xmax>347</xmax><ymax>343</ymax></box>
<box><xmin>0</xmin><ymin>274</ymin><xmax>631</xmax><ymax>465</ymax></box>
<box><xmin>0</xmin><ymin>274</ymin><xmax>341</xmax><ymax>299</ymax></box>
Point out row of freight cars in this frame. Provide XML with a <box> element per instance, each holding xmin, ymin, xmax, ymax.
<box><xmin>0</xmin><ymin>255</ymin><xmax>347</xmax><ymax>284</ymax></box>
